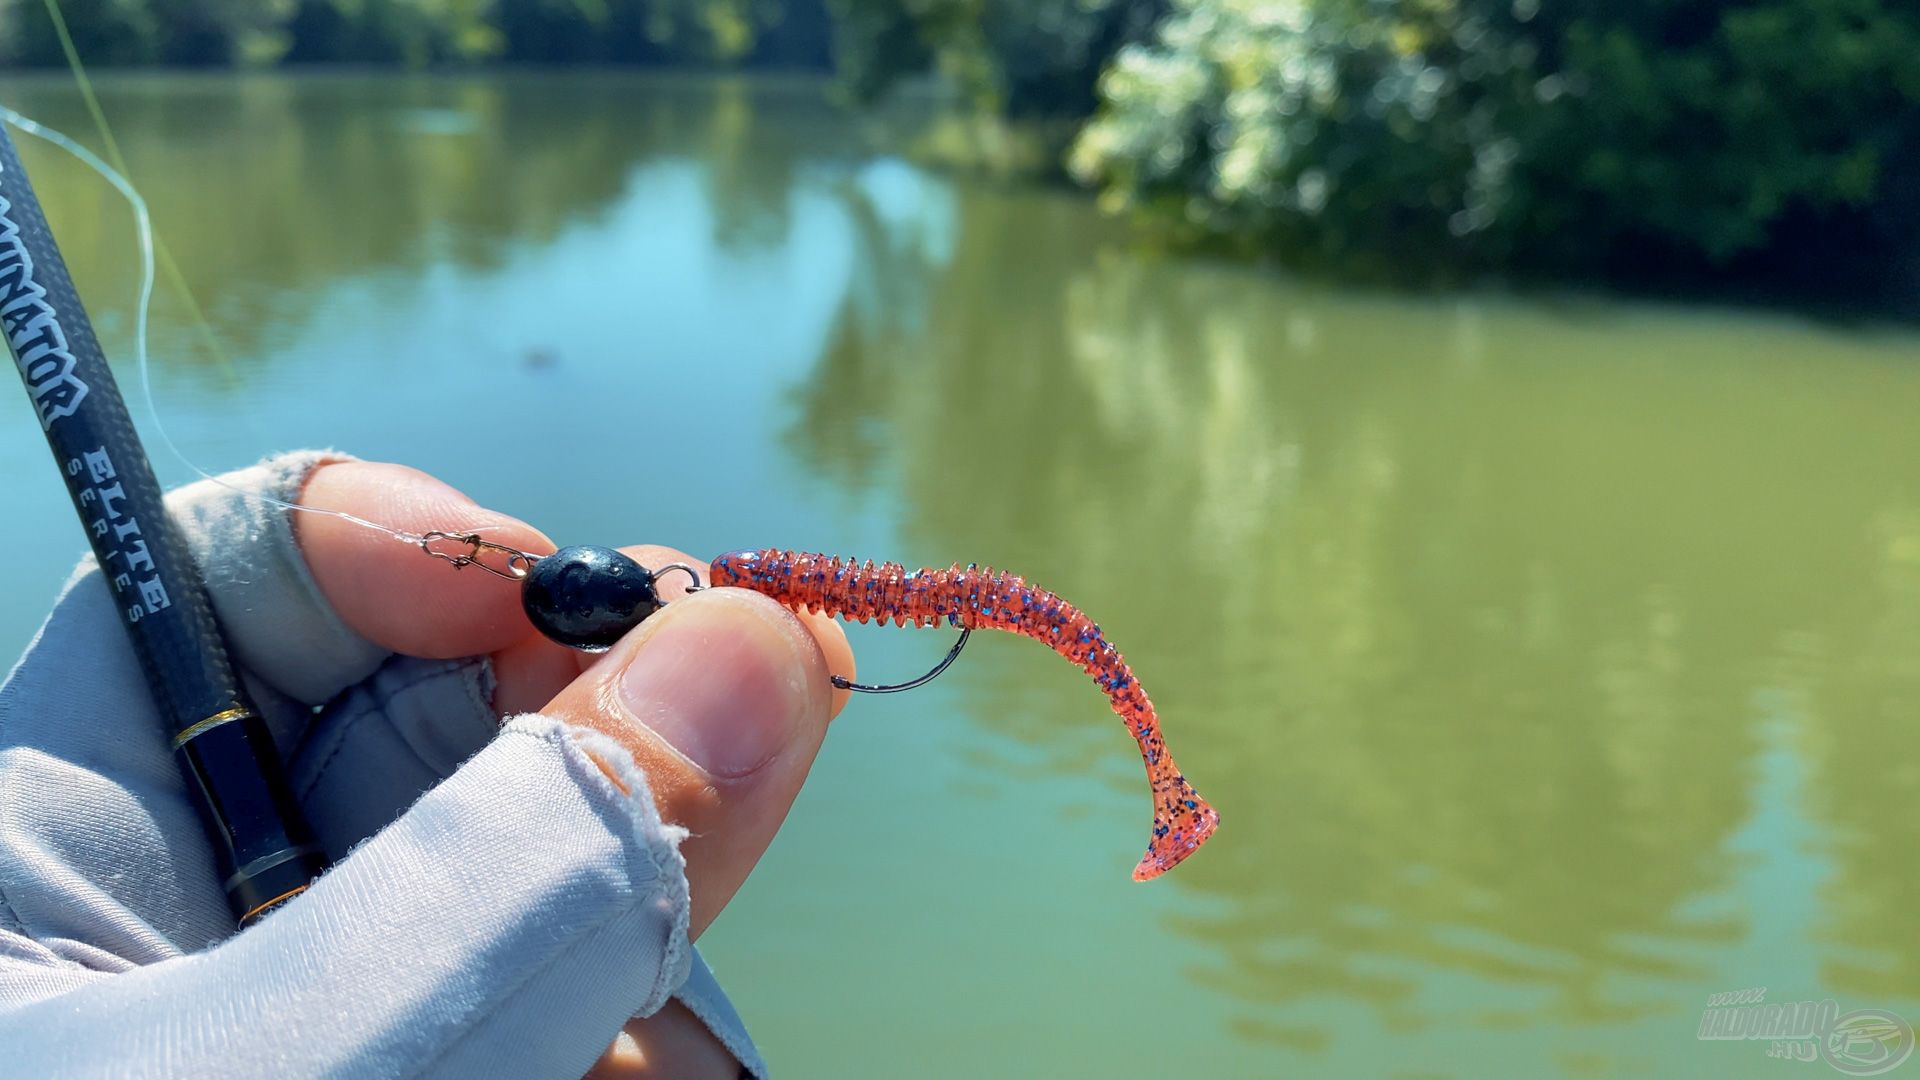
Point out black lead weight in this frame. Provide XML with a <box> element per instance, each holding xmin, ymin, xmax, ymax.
<box><xmin>521</xmin><ymin>545</ymin><xmax>662</xmax><ymax>651</ymax></box>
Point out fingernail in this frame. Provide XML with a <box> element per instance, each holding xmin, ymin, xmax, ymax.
<box><xmin>616</xmin><ymin>590</ymin><xmax>815</xmax><ymax>778</ymax></box>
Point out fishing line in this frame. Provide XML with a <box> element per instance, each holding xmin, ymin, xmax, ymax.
<box><xmin>0</xmin><ymin>108</ymin><xmax>988</xmax><ymax>687</ymax></box>
<box><xmin>1</xmin><ymin>68</ymin><xmax>329</xmax><ymax>927</ymax></box>
<box><xmin>0</xmin><ymin>104</ymin><xmax>420</xmax><ymax>541</ymax></box>
<box><xmin>0</xmin><ymin>104</ymin><xmax>428</xmax><ymax>547</ymax></box>
<box><xmin>40</xmin><ymin>0</ymin><xmax>249</xmax><ymax>401</ymax></box>
<box><xmin>10</xmin><ymin>0</ymin><xmax>551</xmax><ymax>556</ymax></box>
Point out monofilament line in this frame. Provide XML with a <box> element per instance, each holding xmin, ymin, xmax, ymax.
<box><xmin>0</xmin><ymin>105</ymin><xmax>443</xmax><ymax>548</ymax></box>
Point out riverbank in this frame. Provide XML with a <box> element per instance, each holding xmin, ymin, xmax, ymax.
<box><xmin>8</xmin><ymin>64</ymin><xmax>1915</xmax><ymax>320</ymax></box>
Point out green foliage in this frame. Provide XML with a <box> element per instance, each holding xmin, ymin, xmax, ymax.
<box><xmin>145</xmin><ymin>0</ymin><xmax>294</xmax><ymax>63</ymax></box>
<box><xmin>281</xmin><ymin>1</ymin><xmax>504</xmax><ymax>65</ymax></box>
<box><xmin>1069</xmin><ymin>0</ymin><xmax>1920</xmax><ymax>280</ymax></box>
<box><xmin>2</xmin><ymin>0</ymin><xmax>159</xmax><ymax>65</ymax></box>
<box><xmin>0</xmin><ymin>0</ymin><xmax>799</xmax><ymax>68</ymax></box>
<box><xmin>0</xmin><ymin>0</ymin><xmax>292</xmax><ymax>65</ymax></box>
<box><xmin>644</xmin><ymin>0</ymin><xmax>780</xmax><ymax>61</ymax></box>
<box><xmin>830</xmin><ymin>0</ymin><xmax>1164</xmax><ymax>117</ymax></box>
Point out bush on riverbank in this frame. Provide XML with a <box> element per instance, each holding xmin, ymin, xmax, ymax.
<box><xmin>1069</xmin><ymin>0</ymin><xmax>1920</xmax><ymax>287</ymax></box>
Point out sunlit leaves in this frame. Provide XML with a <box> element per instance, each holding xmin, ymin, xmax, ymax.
<box><xmin>1071</xmin><ymin>0</ymin><xmax>1920</xmax><ymax>282</ymax></box>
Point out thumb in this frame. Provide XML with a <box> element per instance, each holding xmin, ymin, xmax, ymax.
<box><xmin>539</xmin><ymin>586</ymin><xmax>834</xmax><ymax>940</ymax></box>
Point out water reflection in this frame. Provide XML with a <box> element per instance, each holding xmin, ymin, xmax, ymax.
<box><xmin>3</xmin><ymin>70</ymin><xmax>1918</xmax><ymax>1072</ymax></box>
<box><xmin>1810</xmin><ymin>510</ymin><xmax>1920</xmax><ymax>1002</ymax></box>
<box><xmin>2</xmin><ymin>72</ymin><xmax>873</xmax><ymax>379</ymax></box>
<box><xmin>799</xmin><ymin>173</ymin><xmax>1920</xmax><ymax>1059</ymax></box>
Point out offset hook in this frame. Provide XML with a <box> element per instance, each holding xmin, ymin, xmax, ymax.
<box><xmin>832</xmin><ymin>626</ymin><xmax>971</xmax><ymax>694</ymax></box>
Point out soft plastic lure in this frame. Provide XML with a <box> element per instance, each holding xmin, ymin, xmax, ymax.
<box><xmin>436</xmin><ymin>538</ymin><xmax>1221</xmax><ymax>880</ymax></box>
<box><xmin>708</xmin><ymin>549</ymin><xmax>1219</xmax><ymax>881</ymax></box>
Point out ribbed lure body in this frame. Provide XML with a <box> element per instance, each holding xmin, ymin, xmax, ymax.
<box><xmin>709</xmin><ymin>549</ymin><xmax>1219</xmax><ymax>880</ymax></box>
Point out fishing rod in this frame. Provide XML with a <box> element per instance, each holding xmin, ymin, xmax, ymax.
<box><xmin>0</xmin><ymin>122</ymin><xmax>326</xmax><ymax>926</ymax></box>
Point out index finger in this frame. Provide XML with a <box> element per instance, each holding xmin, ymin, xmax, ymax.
<box><xmin>298</xmin><ymin>461</ymin><xmax>856</xmax><ymax>718</ymax></box>
<box><xmin>298</xmin><ymin>460</ymin><xmax>553</xmax><ymax>660</ymax></box>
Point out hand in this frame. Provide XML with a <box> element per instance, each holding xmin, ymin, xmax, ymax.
<box><xmin>299</xmin><ymin>460</ymin><xmax>857</xmax><ymax>1075</ymax></box>
<box><xmin>0</xmin><ymin>451</ymin><xmax>853</xmax><ymax>1078</ymax></box>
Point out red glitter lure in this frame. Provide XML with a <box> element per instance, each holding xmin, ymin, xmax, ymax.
<box><xmin>429</xmin><ymin>533</ymin><xmax>1219</xmax><ymax>880</ymax></box>
<box><xmin>710</xmin><ymin>549</ymin><xmax>1220</xmax><ymax>881</ymax></box>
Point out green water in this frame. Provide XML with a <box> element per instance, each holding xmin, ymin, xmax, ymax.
<box><xmin>3</xmin><ymin>72</ymin><xmax>1919</xmax><ymax>1078</ymax></box>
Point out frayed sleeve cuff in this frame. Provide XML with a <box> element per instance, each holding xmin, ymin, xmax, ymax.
<box><xmin>0</xmin><ymin>714</ymin><xmax>749</xmax><ymax>1079</ymax></box>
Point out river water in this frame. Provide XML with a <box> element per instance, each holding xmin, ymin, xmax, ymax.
<box><xmin>2</xmin><ymin>72</ymin><xmax>1918</xmax><ymax>1077</ymax></box>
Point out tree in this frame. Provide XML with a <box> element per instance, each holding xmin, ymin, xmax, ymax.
<box><xmin>281</xmin><ymin>0</ymin><xmax>503</xmax><ymax>65</ymax></box>
<box><xmin>3</xmin><ymin>0</ymin><xmax>161</xmax><ymax>66</ymax></box>
<box><xmin>1070</xmin><ymin>0</ymin><xmax>1920</xmax><ymax>285</ymax></box>
<box><xmin>831</xmin><ymin>0</ymin><xmax>1165</xmax><ymax>118</ymax></box>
